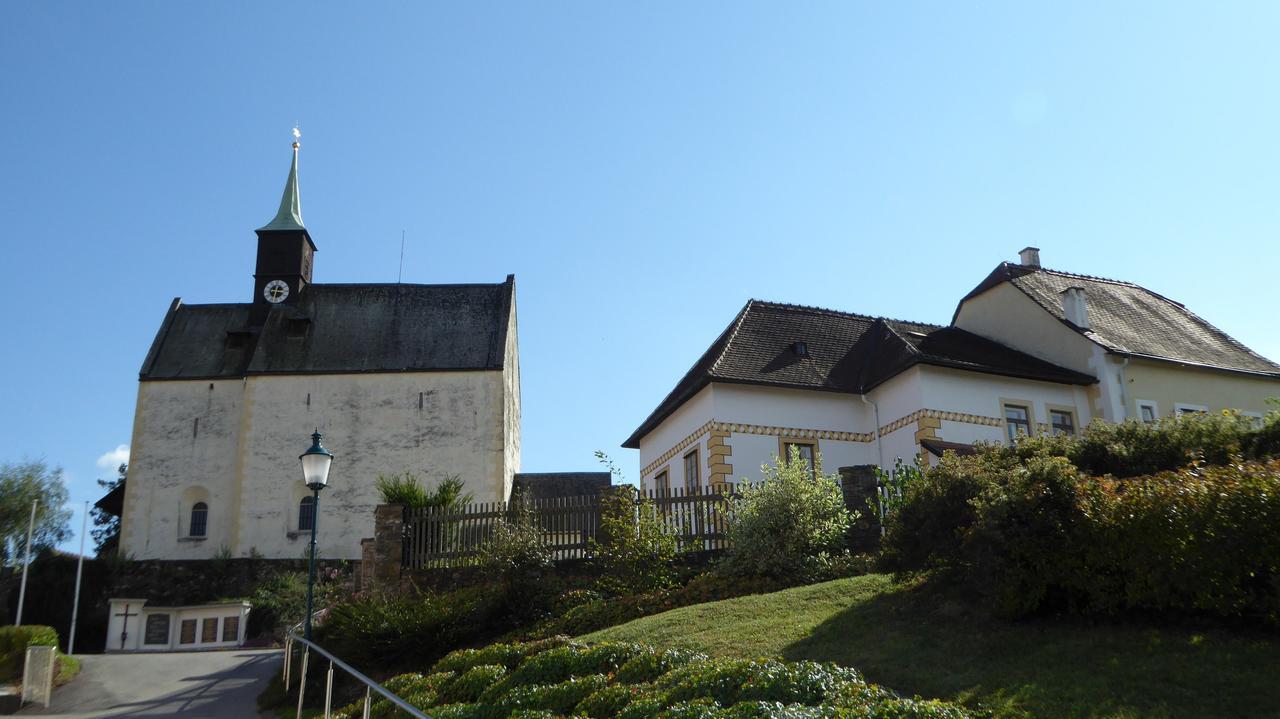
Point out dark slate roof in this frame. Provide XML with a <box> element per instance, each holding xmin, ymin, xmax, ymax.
<box><xmin>959</xmin><ymin>263</ymin><xmax>1280</xmax><ymax>376</ymax></box>
<box><xmin>140</xmin><ymin>276</ymin><xmax>515</xmax><ymax>379</ymax></box>
<box><xmin>513</xmin><ymin>472</ymin><xmax>612</xmax><ymax>499</ymax></box>
<box><xmin>622</xmin><ymin>300</ymin><xmax>1094</xmax><ymax>448</ymax></box>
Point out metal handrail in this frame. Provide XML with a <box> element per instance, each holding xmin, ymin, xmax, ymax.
<box><xmin>283</xmin><ymin>629</ymin><xmax>432</xmax><ymax>719</ymax></box>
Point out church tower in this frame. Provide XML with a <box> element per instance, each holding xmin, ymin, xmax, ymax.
<box><xmin>251</xmin><ymin>136</ymin><xmax>315</xmax><ymax>323</ymax></box>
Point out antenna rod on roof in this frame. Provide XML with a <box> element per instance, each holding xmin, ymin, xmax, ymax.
<box><xmin>398</xmin><ymin>229</ymin><xmax>405</xmax><ymax>284</ymax></box>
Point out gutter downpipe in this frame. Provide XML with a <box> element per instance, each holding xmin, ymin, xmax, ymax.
<box><xmin>861</xmin><ymin>394</ymin><xmax>883</xmax><ymax>469</ymax></box>
<box><xmin>1117</xmin><ymin>356</ymin><xmax>1130</xmax><ymax>421</ymax></box>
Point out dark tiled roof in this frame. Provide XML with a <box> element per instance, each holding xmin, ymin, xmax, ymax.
<box><xmin>961</xmin><ymin>263</ymin><xmax>1280</xmax><ymax>376</ymax></box>
<box><xmin>140</xmin><ymin>277</ymin><xmax>515</xmax><ymax>379</ymax></box>
<box><xmin>513</xmin><ymin>472</ymin><xmax>612</xmax><ymax>499</ymax></box>
<box><xmin>622</xmin><ymin>300</ymin><xmax>1093</xmax><ymax>448</ymax></box>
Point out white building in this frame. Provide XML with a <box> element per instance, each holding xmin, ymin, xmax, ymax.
<box><xmin>118</xmin><ymin>141</ymin><xmax>521</xmax><ymax>560</ymax></box>
<box><xmin>105</xmin><ymin>598</ymin><xmax>251</xmax><ymax>652</ymax></box>
<box><xmin>625</xmin><ymin>247</ymin><xmax>1280</xmax><ymax>491</ymax></box>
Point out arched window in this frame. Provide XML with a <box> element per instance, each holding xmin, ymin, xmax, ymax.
<box><xmin>298</xmin><ymin>496</ymin><xmax>315</xmax><ymax>532</ymax></box>
<box><xmin>189</xmin><ymin>502</ymin><xmax>208</xmax><ymax>537</ymax></box>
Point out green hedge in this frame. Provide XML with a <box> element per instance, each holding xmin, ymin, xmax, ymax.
<box><xmin>329</xmin><ymin>639</ymin><xmax>974</xmax><ymax>718</ymax></box>
<box><xmin>882</xmin><ymin>442</ymin><xmax>1280</xmax><ymax>623</ymax></box>
<box><xmin>0</xmin><ymin>625</ymin><xmax>59</xmax><ymax>681</ymax></box>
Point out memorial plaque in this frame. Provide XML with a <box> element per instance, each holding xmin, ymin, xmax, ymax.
<box><xmin>201</xmin><ymin>617</ymin><xmax>218</xmax><ymax>643</ymax></box>
<box><xmin>144</xmin><ymin>614</ymin><xmax>171</xmax><ymax>645</ymax></box>
<box><xmin>221</xmin><ymin>616</ymin><xmax>239</xmax><ymax>642</ymax></box>
<box><xmin>180</xmin><ymin>619</ymin><xmax>197</xmax><ymax>644</ymax></box>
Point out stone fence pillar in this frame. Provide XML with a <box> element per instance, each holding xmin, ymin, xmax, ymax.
<box><xmin>838</xmin><ymin>465</ymin><xmax>880</xmax><ymax>552</ymax></box>
<box><xmin>365</xmin><ymin>504</ymin><xmax>404</xmax><ymax>593</ymax></box>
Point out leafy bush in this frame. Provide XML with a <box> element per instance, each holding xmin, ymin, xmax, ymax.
<box><xmin>376</xmin><ymin>472</ymin><xmax>473</xmax><ymax>510</ymax></box>
<box><xmin>590</xmin><ymin>486</ymin><xmax>680</xmax><ymax>596</ymax></box>
<box><xmin>720</xmin><ymin>448</ymin><xmax>854</xmax><ymax>579</ymax></box>
<box><xmin>0</xmin><ymin>625</ymin><xmax>58</xmax><ymax>681</ymax></box>
<box><xmin>1067</xmin><ymin>412</ymin><xmax>1258</xmax><ymax>477</ymax></box>
<box><xmin>246</xmin><ymin>571</ymin><xmax>308</xmax><ymax>638</ymax></box>
<box><xmin>882</xmin><ymin>439</ymin><xmax>1280</xmax><ymax>623</ymax></box>
<box><xmin>315</xmin><ymin>585</ymin><xmax>502</xmax><ymax>672</ymax></box>
<box><xmin>330</xmin><ymin>639</ymin><xmax>975</xmax><ymax>719</ymax></box>
<box><xmin>481</xmin><ymin>497</ymin><xmax>558</xmax><ymax>626</ymax></box>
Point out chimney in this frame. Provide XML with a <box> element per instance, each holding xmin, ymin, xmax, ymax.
<box><xmin>1060</xmin><ymin>286</ymin><xmax>1089</xmax><ymax>329</ymax></box>
<box><xmin>1018</xmin><ymin>246</ymin><xmax>1041</xmax><ymax>267</ymax></box>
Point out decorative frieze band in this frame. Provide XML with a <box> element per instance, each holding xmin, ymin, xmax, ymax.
<box><xmin>879</xmin><ymin>408</ymin><xmax>1002</xmax><ymax>436</ymax></box>
<box><xmin>641</xmin><ymin>420</ymin><xmax>874</xmax><ymax>478</ymax></box>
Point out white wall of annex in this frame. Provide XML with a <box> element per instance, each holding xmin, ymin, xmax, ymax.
<box><xmin>637</xmin><ymin>385</ymin><xmax>716</xmax><ymax>490</ymax></box>
<box><xmin>918</xmin><ymin>366</ymin><xmax>1091</xmax><ymax>433</ymax></box>
<box><xmin>711</xmin><ymin>384</ymin><xmax>872</xmax><ymax>430</ymax></box>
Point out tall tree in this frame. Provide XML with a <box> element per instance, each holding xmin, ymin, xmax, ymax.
<box><xmin>92</xmin><ymin>463</ymin><xmax>126</xmax><ymax>556</ymax></box>
<box><xmin>0</xmin><ymin>460</ymin><xmax>72</xmax><ymax>565</ymax></box>
<box><xmin>91</xmin><ymin>460</ymin><xmax>126</xmax><ymax>557</ymax></box>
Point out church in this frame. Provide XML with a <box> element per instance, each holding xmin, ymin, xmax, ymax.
<box><xmin>117</xmin><ymin>139</ymin><xmax>525</xmax><ymax>561</ymax></box>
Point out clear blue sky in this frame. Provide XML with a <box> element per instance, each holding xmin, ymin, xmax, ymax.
<box><xmin>3</xmin><ymin>2</ymin><xmax>1279</xmax><ymax>554</ymax></box>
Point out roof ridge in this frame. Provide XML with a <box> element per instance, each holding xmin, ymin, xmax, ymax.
<box><xmin>1029</xmin><ymin>265</ymin><xmax>1142</xmax><ymax>289</ymax></box>
<box><xmin>749</xmin><ymin>298</ymin><xmax>938</xmax><ymax>328</ymax></box>
<box><xmin>708</xmin><ymin>300</ymin><xmax>756</xmax><ymax>376</ymax></box>
<box><xmin>313</xmin><ymin>281</ymin><xmax>508</xmax><ymax>290</ymax></box>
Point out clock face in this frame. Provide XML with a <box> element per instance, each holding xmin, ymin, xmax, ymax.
<box><xmin>263</xmin><ymin>280</ymin><xmax>290</xmax><ymax>304</ymax></box>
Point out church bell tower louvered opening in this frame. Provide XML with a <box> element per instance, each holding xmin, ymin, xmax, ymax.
<box><xmin>252</xmin><ymin>131</ymin><xmax>316</xmax><ymax>321</ymax></box>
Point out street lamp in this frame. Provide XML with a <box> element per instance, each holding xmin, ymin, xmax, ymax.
<box><xmin>299</xmin><ymin>429</ymin><xmax>334</xmax><ymax>641</ymax></box>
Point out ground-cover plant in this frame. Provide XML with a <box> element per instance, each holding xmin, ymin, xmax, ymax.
<box><xmin>719</xmin><ymin>448</ymin><xmax>855</xmax><ymax>579</ymax></box>
<box><xmin>329</xmin><ymin>637</ymin><xmax>973</xmax><ymax>719</ymax></box>
<box><xmin>375</xmin><ymin>472</ymin><xmax>473</xmax><ymax>510</ymax></box>
<box><xmin>589</xmin><ymin>486</ymin><xmax>680</xmax><ymax>597</ymax></box>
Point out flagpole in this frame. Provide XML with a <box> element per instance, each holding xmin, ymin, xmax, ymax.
<box><xmin>68</xmin><ymin>501</ymin><xmax>89</xmax><ymax>655</ymax></box>
<box><xmin>15</xmin><ymin>499</ymin><xmax>38</xmax><ymax>627</ymax></box>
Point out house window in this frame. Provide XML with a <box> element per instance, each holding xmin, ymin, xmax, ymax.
<box><xmin>654</xmin><ymin>470</ymin><xmax>670</xmax><ymax>496</ymax></box>
<box><xmin>781</xmin><ymin>440</ymin><xmax>817</xmax><ymax>475</ymax></box>
<box><xmin>1137</xmin><ymin>400</ymin><xmax>1159</xmax><ymax>423</ymax></box>
<box><xmin>201</xmin><ymin>618</ymin><xmax>218</xmax><ymax>643</ymax></box>
<box><xmin>1049</xmin><ymin>409</ymin><xmax>1076</xmax><ymax>436</ymax></box>
<box><xmin>189</xmin><ymin>502</ymin><xmax>208</xmax><ymax>537</ymax></box>
<box><xmin>1176</xmin><ymin>403</ymin><xmax>1209</xmax><ymax>416</ymax></box>
<box><xmin>683</xmin><ymin>449</ymin><xmax>701</xmax><ymax>493</ymax></box>
<box><xmin>1004</xmin><ymin>404</ymin><xmax>1031</xmax><ymax>442</ymax></box>
<box><xmin>222</xmin><ymin>616</ymin><xmax>240</xmax><ymax>642</ymax></box>
<box><xmin>298</xmin><ymin>496</ymin><xmax>315</xmax><ymax>532</ymax></box>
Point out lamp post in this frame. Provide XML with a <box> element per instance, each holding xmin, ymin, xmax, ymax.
<box><xmin>299</xmin><ymin>429</ymin><xmax>334</xmax><ymax>641</ymax></box>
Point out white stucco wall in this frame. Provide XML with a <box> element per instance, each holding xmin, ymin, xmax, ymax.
<box><xmin>637</xmin><ymin>385</ymin><xmax>716</xmax><ymax>492</ymax></box>
<box><xmin>954</xmin><ymin>282</ymin><xmax>1098</xmax><ymax>375</ymax></box>
<box><xmin>121</xmin><ymin>369</ymin><xmax>515</xmax><ymax>561</ymax></box>
<box><xmin>918</xmin><ymin>365</ymin><xmax>1092</xmax><ymax>436</ymax></box>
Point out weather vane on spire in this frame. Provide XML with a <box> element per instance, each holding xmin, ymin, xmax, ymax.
<box><xmin>292</xmin><ymin>125</ymin><xmax>301</xmax><ymax>150</ymax></box>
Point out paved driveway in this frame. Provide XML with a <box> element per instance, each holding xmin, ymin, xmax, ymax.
<box><xmin>20</xmin><ymin>649</ymin><xmax>281</xmax><ymax>718</ymax></box>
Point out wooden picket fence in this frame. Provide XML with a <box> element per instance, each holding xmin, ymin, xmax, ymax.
<box><xmin>401</xmin><ymin>486</ymin><xmax>740</xmax><ymax>569</ymax></box>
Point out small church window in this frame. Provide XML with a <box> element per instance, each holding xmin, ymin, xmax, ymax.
<box><xmin>298</xmin><ymin>496</ymin><xmax>316</xmax><ymax>532</ymax></box>
<box><xmin>189</xmin><ymin>502</ymin><xmax>208</xmax><ymax>537</ymax></box>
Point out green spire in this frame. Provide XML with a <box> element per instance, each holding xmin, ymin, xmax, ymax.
<box><xmin>258</xmin><ymin>139</ymin><xmax>305</xmax><ymax>232</ymax></box>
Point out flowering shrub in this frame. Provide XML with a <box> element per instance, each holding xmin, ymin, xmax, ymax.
<box><xmin>720</xmin><ymin>448</ymin><xmax>855</xmax><ymax>579</ymax></box>
<box><xmin>331</xmin><ymin>640</ymin><xmax>975</xmax><ymax>719</ymax></box>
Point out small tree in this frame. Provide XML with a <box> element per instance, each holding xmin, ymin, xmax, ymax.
<box><xmin>0</xmin><ymin>460</ymin><xmax>72</xmax><ymax>566</ymax></box>
<box><xmin>480</xmin><ymin>495</ymin><xmax>555</xmax><ymax>625</ymax></box>
<box><xmin>590</xmin><ymin>486</ymin><xmax>679</xmax><ymax>596</ymax></box>
<box><xmin>720</xmin><ymin>447</ymin><xmax>854</xmax><ymax>578</ymax></box>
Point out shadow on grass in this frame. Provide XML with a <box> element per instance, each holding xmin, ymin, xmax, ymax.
<box><xmin>781</xmin><ymin>576</ymin><xmax>1280</xmax><ymax>719</ymax></box>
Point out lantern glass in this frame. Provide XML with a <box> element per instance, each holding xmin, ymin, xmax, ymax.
<box><xmin>299</xmin><ymin>431</ymin><xmax>334</xmax><ymax>490</ymax></box>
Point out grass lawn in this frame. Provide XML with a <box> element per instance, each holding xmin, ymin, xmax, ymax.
<box><xmin>582</xmin><ymin>573</ymin><xmax>1280</xmax><ymax>719</ymax></box>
